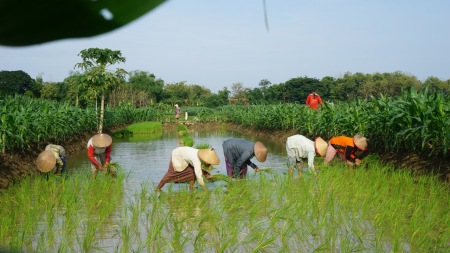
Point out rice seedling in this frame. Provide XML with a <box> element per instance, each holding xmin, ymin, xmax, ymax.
<box><xmin>117</xmin><ymin>157</ymin><xmax>448</xmax><ymax>252</ymax></box>
<box><xmin>4</xmin><ymin>147</ymin><xmax>447</xmax><ymax>252</ymax></box>
<box><xmin>207</xmin><ymin>174</ymin><xmax>229</xmax><ymax>183</ymax></box>
<box><xmin>0</xmin><ymin>165</ymin><xmax>125</xmax><ymax>253</ymax></box>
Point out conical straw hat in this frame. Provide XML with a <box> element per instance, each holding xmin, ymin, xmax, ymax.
<box><xmin>254</xmin><ymin>141</ymin><xmax>268</xmax><ymax>162</ymax></box>
<box><xmin>314</xmin><ymin>137</ymin><xmax>328</xmax><ymax>157</ymax></box>
<box><xmin>36</xmin><ymin>150</ymin><xmax>56</xmax><ymax>173</ymax></box>
<box><xmin>353</xmin><ymin>135</ymin><xmax>368</xmax><ymax>150</ymax></box>
<box><xmin>92</xmin><ymin>134</ymin><xmax>112</xmax><ymax>148</ymax></box>
<box><xmin>198</xmin><ymin>148</ymin><xmax>220</xmax><ymax>165</ymax></box>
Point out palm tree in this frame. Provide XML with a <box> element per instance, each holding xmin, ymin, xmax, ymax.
<box><xmin>75</xmin><ymin>48</ymin><xmax>127</xmax><ymax>133</ymax></box>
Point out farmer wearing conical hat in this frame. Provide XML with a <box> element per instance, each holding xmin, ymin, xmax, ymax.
<box><xmin>87</xmin><ymin>133</ymin><xmax>113</xmax><ymax>179</ymax></box>
<box><xmin>36</xmin><ymin>144</ymin><xmax>67</xmax><ymax>175</ymax></box>
<box><xmin>222</xmin><ymin>139</ymin><xmax>268</xmax><ymax>181</ymax></box>
<box><xmin>286</xmin><ymin>135</ymin><xmax>328</xmax><ymax>177</ymax></box>
<box><xmin>156</xmin><ymin>147</ymin><xmax>220</xmax><ymax>191</ymax></box>
<box><xmin>324</xmin><ymin>135</ymin><xmax>368</xmax><ymax>167</ymax></box>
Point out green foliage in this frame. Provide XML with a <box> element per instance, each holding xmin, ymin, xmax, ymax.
<box><xmin>0</xmin><ymin>169</ymin><xmax>125</xmax><ymax>251</ymax></box>
<box><xmin>0</xmin><ymin>95</ymin><xmax>98</xmax><ymax>152</ymax></box>
<box><xmin>176</xmin><ymin>124</ymin><xmax>194</xmax><ymax>147</ymax></box>
<box><xmin>128</xmin><ymin>70</ymin><xmax>164</xmax><ymax>104</ymax></box>
<box><xmin>0</xmin><ymin>70</ymin><xmax>37</xmax><ymax>96</ymax></box>
<box><xmin>75</xmin><ymin>48</ymin><xmax>127</xmax><ymax>93</ymax></box>
<box><xmin>283</xmin><ymin>76</ymin><xmax>322</xmax><ymax>103</ymax></box>
<box><xmin>2</xmin><ymin>86</ymin><xmax>448</xmax><ymax>159</ymax></box>
<box><xmin>0</xmin><ymin>158</ymin><xmax>448</xmax><ymax>252</ymax></box>
<box><xmin>0</xmin><ymin>0</ymin><xmax>165</xmax><ymax>46</ymax></box>
<box><xmin>217</xmin><ymin>87</ymin><xmax>450</xmax><ymax>158</ymax></box>
<box><xmin>194</xmin><ymin>143</ymin><xmax>210</xmax><ymax>149</ymax></box>
<box><xmin>75</xmin><ymin>48</ymin><xmax>128</xmax><ymax>133</ymax></box>
<box><xmin>125</xmin><ymin>121</ymin><xmax>162</xmax><ymax>134</ymax></box>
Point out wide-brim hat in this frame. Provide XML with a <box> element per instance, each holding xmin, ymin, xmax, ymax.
<box><xmin>254</xmin><ymin>141</ymin><xmax>267</xmax><ymax>162</ymax></box>
<box><xmin>314</xmin><ymin>137</ymin><xmax>328</xmax><ymax>157</ymax></box>
<box><xmin>354</xmin><ymin>135</ymin><xmax>368</xmax><ymax>150</ymax></box>
<box><xmin>198</xmin><ymin>148</ymin><xmax>220</xmax><ymax>165</ymax></box>
<box><xmin>36</xmin><ymin>150</ymin><xmax>56</xmax><ymax>173</ymax></box>
<box><xmin>92</xmin><ymin>133</ymin><xmax>112</xmax><ymax>148</ymax></box>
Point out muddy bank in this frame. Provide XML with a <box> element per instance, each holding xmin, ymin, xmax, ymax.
<box><xmin>1</xmin><ymin>122</ymin><xmax>449</xmax><ymax>189</ymax></box>
<box><xmin>0</xmin><ymin>127</ymin><xmax>120</xmax><ymax>190</ymax></box>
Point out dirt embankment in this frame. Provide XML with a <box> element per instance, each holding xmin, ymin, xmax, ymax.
<box><xmin>1</xmin><ymin>122</ymin><xmax>449</xmax><ymax>189</ymax></box>
<box><xmin>0</xmin><ymin>127</ymin><xmax>120</xmax><ymax>189</ymax></box>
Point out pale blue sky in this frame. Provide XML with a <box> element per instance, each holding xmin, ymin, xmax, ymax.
<box><xmin>1</xmin><ymin>0</ymin><xmax>449</xmax><ymax>93</ymax></box>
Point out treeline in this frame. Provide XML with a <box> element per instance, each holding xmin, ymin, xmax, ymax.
<box><xmin>1</xmin><ymin>70</ymin><xmax>449</xmax><ymax>107</ymax></box>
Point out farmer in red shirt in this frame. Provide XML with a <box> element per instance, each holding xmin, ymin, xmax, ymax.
<box><xmin>324</xmin><ymin>135</ymin><xmax>368</xmax><ymax>167</ymax></box>
<box><xmin>305</xmin><ymin>90</ymin><xmax>323</xmax><ymax>109</ymax></box>
<box><xmin>87</xmin><ymin>133</ymin><xmax>114</xmax><ymax>178</ymax></box>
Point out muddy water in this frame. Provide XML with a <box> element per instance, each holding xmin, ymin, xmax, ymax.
<box><xmin>66</xmin><ymin>128</ymin><xmax>289</xmax><ymax>191</ymax></box>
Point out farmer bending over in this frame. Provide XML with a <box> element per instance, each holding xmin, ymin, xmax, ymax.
<box><xmin>156</xmin><ymin>147</ymin><xmax>220</xmax><ymax>192</ymax></box>
<box><xmin>286</xmin><ymin>135</ymin><xmax>328</xmax><ymax>177</ymax></box>
<box><xmin>222</xmin><ymin>139</ymin><xmax>267</xmax><ymax>182</ymax></box>
<box><xmin>36</xmin><ymin>144</ymin><xmax>67</xmax><ymax>175</ymax></box>
<box><xmin>324</xmin><ymin>135</ymin><xmax>368</xmax><ymax>167</ymax></box>
<box><xmin>87</xmin><ymin>133</ymin><xmax>114</xmax><ymax>179</ymax></box>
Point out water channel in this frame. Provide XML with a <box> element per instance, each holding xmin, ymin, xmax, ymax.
<box><xmin>26</xmin><ymin>127</ymin><xmax>403</xmax><ymax>252</ymax></box>
<box><xmin>66</xmin><ymin>127</ymin><xmax>290</xmax><ymax>192</ymax></box>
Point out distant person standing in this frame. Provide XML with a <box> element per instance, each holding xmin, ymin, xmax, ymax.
<box><xmin>175</xmin><ymin>104</ymin><xmax>181</xmax><ymax>123</ymax></box>
<box><xmin>305</xmin><ymin>90</ymin><xmax>323</xmax><ymax>110</ymax></box>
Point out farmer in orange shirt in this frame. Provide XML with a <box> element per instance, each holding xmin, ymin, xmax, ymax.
<box><xmin>305</xmin><ymin>89</ymin><xmax>323</xmax><ymax>110</ymax></box>
<box><xmin>324</xmin><ymin>135</ymin><xmax>368</xmax><ymax>166</ymax></box>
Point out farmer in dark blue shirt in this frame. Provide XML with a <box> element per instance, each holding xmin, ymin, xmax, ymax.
<box><xmin>222</xmin><ymin>139</ymin><xmax>267</xmax><ymax>182</ymax></box>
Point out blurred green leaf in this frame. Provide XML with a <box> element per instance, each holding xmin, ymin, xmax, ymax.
<box><xmin>0</xmin><ymin>0</ymin><xmax>166</xmax><ymax>46</ymax></box>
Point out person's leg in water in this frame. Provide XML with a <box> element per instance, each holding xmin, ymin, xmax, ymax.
<box><xmin>296</xmin><ymin>160</ymin><xmax>303</xmax><ymax>178</ymax></box>
<box><xmin>189</xmin><ymin>180</ymin><xmax>195</xmax><ymax>192</ymax></box>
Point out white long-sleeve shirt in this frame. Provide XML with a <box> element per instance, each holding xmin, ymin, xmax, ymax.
<box><xmin>171</xmin><ymin>146</ymin><xmax>205</xmax><ymax>187</ymax></box>
<box><xmin>286</xmin><ymin>135</ymin><xmax>316</xmax><ymax>169</ymax></box>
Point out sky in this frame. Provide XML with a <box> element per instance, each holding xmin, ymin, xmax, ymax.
<box><xmin>1</xmin><ymin>0</ymin><xmax>450</xmax><ymax>93</ymax></box>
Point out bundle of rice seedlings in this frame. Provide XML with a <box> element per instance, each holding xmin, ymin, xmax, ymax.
<box><xmin>206</xmin><ymin>174</ymin><xmax>229</xmax><ymax>183</ymax></box>
<box><xmin>195</xmin><ymin>143</ymin><xmax>210</xmax><ymax>149</ymax></box>
<box><xmin>106</xmin><ymin>162</ymin><xmax>119</xmax><ymax>177</ymax></box>
<box><xmin>257</xmin><ymin>167</ymin><xmax>275</xmax><ymax>174</ymax></box>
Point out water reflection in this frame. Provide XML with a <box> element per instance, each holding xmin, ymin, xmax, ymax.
<box><xmin>66</xmin><ymin>129</ymin><xmax>288</xmax><ymax>192</ymax></box>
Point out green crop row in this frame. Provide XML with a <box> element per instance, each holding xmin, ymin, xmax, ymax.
<box><xmin>0</xmin><ymin>96</ymin><xmax>97</xmax><ymax>152</ymax></box>
<box><xmin>1</xmin><ymin>87</ymin><xmax>448</xmax><ymax>158</ymax></box>
<box><xmin>216</xmin><ymin>87</ymin><xmax>450</xmax><ymax>157</ymax></box>
<box><xmin>0</xmin><ymin>97</ymin><xmax>150</xmax><ymax>153</ymax></box>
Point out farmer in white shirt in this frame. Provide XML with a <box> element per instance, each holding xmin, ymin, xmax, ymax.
<box><xmin>285</xmin><ymin>135</ymin><xmax>328</xmax><ymax>177</ymax></box>
<box><xmin>36</xmin><ymin>144</ymin><xmax>67</xmax><ymax>175</ymax></box>
<box><xmin>156</xmin><ymin>147</ymin><xmax>220</xmax><ymax>192</ymax></box>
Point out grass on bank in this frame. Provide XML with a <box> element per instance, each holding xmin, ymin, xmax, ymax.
<box><xmin>125</xmin><ymin>121</ymin><xmax>162</xmax><ymax>134</ymax></box>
